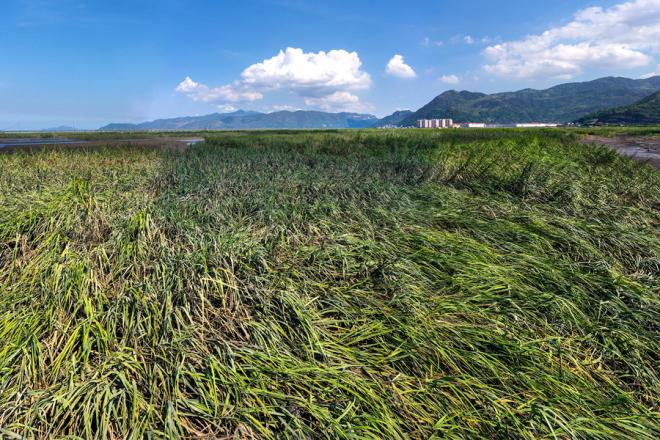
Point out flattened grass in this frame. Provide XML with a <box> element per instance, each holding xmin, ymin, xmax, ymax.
<box><xmin>0</xmin><ymin>130</ymin><xmax>658</xmax><ymax>438</ymax></box>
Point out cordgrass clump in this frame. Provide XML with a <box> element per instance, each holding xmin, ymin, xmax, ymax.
<box><xmin>0</xmin><ymin>129</ymin><xmax>658</xmax><ymax>438</ymax></box>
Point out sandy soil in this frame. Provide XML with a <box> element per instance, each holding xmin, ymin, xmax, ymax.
<box><xmin>584</xmin><ymin>135</ymin><xmax>660</xmax><ymax>170</ymax></box>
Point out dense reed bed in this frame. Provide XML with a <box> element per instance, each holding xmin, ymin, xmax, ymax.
<box><xmin>0</xmin><ymin>129</ymin><xmax>658</xmax><ymax>438</ymax></box>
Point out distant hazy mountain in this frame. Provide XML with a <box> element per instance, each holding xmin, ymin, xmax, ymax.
<box><xmin>374</xmin><ymin>110</ymin><xmax>414</xmax><ymax>127</ymax></box>
<box><xmin>397</xmin><ymin>76</ymin><xmax>660</xmax><ymax>126</ymax></box>
<box><xmin>575</xmin><ymin>90</ymin><xmax>660</xmax><ymax>125</ymax></box>
<box><xmin>41</xmin><ymin>126</ymin><xmax>79</xmax><ymax>132</ymax></box>
<box><xmin>101</xmin><ymin>110</ymin><xmax>379</xmax><ymax>130</ymax></box>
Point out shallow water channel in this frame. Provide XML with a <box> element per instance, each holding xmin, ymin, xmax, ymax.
<box><xmin>0</xmin><ymin>137</ymin><xmax>205</xmax><ymax>148</ymax></box>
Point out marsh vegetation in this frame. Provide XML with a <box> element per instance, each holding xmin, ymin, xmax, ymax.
<box><xmin>0</xmin><ymin>129</ymin><xmax>658</xmax><ymax>438</ymax></box>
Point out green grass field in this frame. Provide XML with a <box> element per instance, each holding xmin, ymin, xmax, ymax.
<box><xmin>0</xmin><ymin>130</ymin><xmax>658</xmax><ymax>438</ymax></box>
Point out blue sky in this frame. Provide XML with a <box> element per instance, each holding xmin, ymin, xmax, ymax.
<box><xmin>1</xmin><ymin>0</ymin><xmax>659</xmax><ymax>129</ymax></box>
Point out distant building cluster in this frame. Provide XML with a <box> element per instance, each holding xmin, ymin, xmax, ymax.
<box><xmin>416</xmin><ymin>119</ymin><xmax>485</xmax><ymax>128</ymax></box>
<box><xmin>416</xmin><ymin>119</ymin><xmax>453</xmax><ymax>128</ymax></box>
<box><xmin>415</xmin><ymin>119</ymin><xmax>559</xmax><ymax>129</ymax></box>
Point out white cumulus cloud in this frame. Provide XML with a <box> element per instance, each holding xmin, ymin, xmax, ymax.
<box><xmin>385</xmin><ymin>54</ymin><xmax>417</xmax><ymax>78</ymax></box>
<box><xmin>177</xmin><ymin>47</ymin><xmax>372</xmax><ymax>112</ymax></box>
<box><xmin>241</xmin><ymin>47</ymin><xmax>372</xmax><ymax>92</ymax></box>
<box><xmin>304</xmin><ymin>91</ymin><xmax>372</xmax><ymax>112</ymax></box>
<box><xmin>175</xmin><ymin>77</ymin><xmax>262</xmax><ymax>103</ymax></box>
<box><xmin>440</xmin><ymin>74</ymin><xmax>460</xmax><ymax>84</ymax></box>
<box><xmin>484</xmin><ymin>0</ymin><xmax>660</xmax><ymax>80</ymax></box>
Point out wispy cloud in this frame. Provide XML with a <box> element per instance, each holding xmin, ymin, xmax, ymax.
<box><xmin>15</xmin><ymin>0</ymin><xmax>133</xmax><ymax>27</ymax></box>
<box><xmin>270</xmin><ymin>104</ymin><xmax>301</xmax><ymax>112</ymax></box>
<box><xmin>217</xmin><ymin>104</ymin><xmax>237</xmax><ymax>113</ymax></box>
<box><xmin>449</xmin><ymin>34</ymin><xmax>480</xmax><ymax>45</ymax></box>
<box><xmin>440</xmin><ymin>74</ymin><xmax>460</xmax><ymax>85</ymax></box>
<box><xmin>640</xmin><ymin>64</ymin><xmax>660</xmax><ymax>78</ymax></box>
<box><xmin>421</xmin><ymin>37</ymin><xmax>444</xmax><ymax>47</ymax></box>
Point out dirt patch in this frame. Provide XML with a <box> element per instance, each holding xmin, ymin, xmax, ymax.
<box><xmin>584</xmin><ymin>135</ymin><xmax>660</xmax><ymax>170</ymax></box>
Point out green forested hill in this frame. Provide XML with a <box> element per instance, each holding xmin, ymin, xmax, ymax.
<box><xmin>576</xmin><ymin>91</ymin><xmax>660</xmax><ymax>125</ymax></box>
<box><xmin>398</xmin><ymin>76</ymin><xmax>660</xmax><ymax>125</ymax></box>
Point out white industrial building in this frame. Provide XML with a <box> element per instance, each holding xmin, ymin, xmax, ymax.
<box><xmin>416</xmin><ymin>119</ymin><xmax>454</xmax><ymax>128</ymax></box>
<box><xmin>415</xmin><ymin>119</ymin><xmax>560</xmax><ymax>129</ymax></box>
<box><xmin>459</xmin><ymin>122</ymin><xmax>486</xmax><ymax>128</ymax></box>
<box><xmin>515</xmin><ymin>123</ymin><xmax>559</xmax><ymax>128</ymax></box>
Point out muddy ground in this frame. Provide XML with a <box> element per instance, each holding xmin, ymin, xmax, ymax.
<box><xmin>584</xmin><ymin>135</ymin><xmax>660</xmax><ymax>170</ymax></box>
<box><xmin>0</xmin><ymin>137</ymin><xmax>203</xmax><ymax>154</ymax></box>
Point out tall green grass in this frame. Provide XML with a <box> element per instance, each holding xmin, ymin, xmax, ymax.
<box><xmin>0</xmin><ymin>130</ymin><xmax>658</xmax><ymax>438</ymax></box>
<box><xmin>569</xmin><ymin>126</ymin><xmax>660</xmax><ymax>137</ymax></box>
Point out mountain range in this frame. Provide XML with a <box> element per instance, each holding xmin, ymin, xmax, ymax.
<box><xmin>100</xmin><ymin>76</ymin><xmax>660</xmax><ymax>130</ymax></box>
<box><xmin>575</xmin><ymin>90</ymin><xmax>660</xmax><ymax>125</ymax></box>
<box><xmin>101</xmin><ymin>110</ymin><xmax>379</xmax><ymax>131</ymax></box>
<box><xmin>41</xmin><ymin>125</ymin><xmax>80</xmax><ymax>132</ymax></box>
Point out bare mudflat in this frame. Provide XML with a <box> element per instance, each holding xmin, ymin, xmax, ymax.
<box><xmin>585</xmin><ymin>135</ymin><xmax>660</xmax><ymax>169</ymax></box>
<box><xmin>0</xmin><ymin>137</ymin><xmax>204</xmax><ymax>152</ymax></box>
<box><xmin>0</xmin><ymin>138</ymin><xmax>88</xmax><ymax>148</ymax></box>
